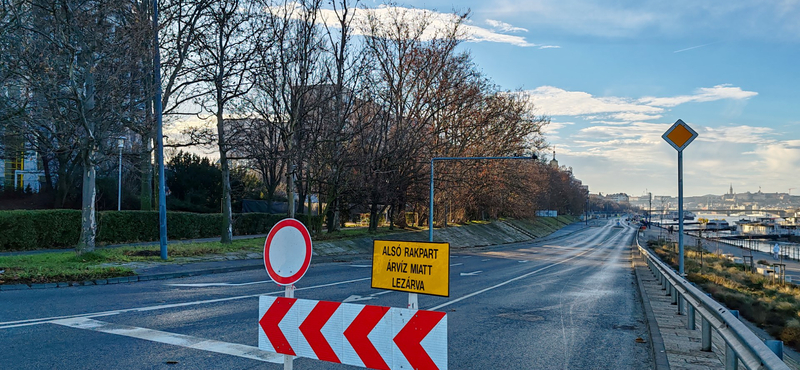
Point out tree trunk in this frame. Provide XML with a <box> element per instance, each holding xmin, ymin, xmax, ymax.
<box><xmin>38</xmin><ymin>150</ymin><xmax>53</xmax><ymax>194</ymax></box>
<box><xmin>369</xmin><ymin>200</ymin><xmax>379</xmax><ymax>232</ymax></box>
<box><xmin>139</xmin><ymin>132</ymin><xmax>153</xmax><ymax>210</ymax></box>
<box><xmin>326</xmin><ymin>193</ymin><xmax>338</xmax><ymax>233</ymax></box>
<box><xmin>217</xmin><ymin>108</ymin><xmax>233</xmax><ymax>243</ymax></box>
<box><xmin>54</xmin><ymin>154</ymin><xmax>71</xmax><ymax>208</ymax></box>
<box><xmin>296</xmin><ymin>165</ymin><xmax>306</xmax><ymax>214</ymax></box>
<box><xmin>77</xmin><ymin>150</ymin><xmax>97</xmax><ymax>254</ymax></box>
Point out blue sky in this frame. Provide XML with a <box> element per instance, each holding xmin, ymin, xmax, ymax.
<box><xmin>378</xmin><ymin>0</ymin><xmax>800</xmax><ymax>197</ymax></box>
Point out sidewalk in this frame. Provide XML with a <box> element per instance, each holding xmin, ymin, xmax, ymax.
<box><xmin>633</xmin><ymin>242</ymin><xmax>728</xmax><ymax>369</ymax></box>
<box><xmin>635</xmin><ymin>226</ymin><xmax>800</xmax><ymax>369</ymax></box>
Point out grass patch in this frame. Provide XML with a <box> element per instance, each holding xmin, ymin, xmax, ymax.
<box><xmin>650</xmin><ymin>242</ymin><xmax>800</xmax><ymax>350</ymax></box>
<box><xmin>0</xmin><ymin>226</ymin><xmax>409</xmax><ymax>285</ymax></box>
<box><xmin>0</xmin><ymin>252</ymin><xmax>134</xmax><ymax>285</ymax></box>
<box><xmin>312</xmin><ymin>226</ymin><xmax>409</xmax><ymax>241</ymax></box>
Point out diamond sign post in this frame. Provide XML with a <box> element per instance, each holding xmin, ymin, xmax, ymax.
<box><xmin>662</xmin><ymin>119</ymin><xmax>698</xmax><ymax>288</ymax></box>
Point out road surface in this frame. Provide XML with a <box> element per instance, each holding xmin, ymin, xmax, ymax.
<box><xmin>0</xmin><ymin>219</ymin><xmax>652</xmax><ymax>369</ymax></box>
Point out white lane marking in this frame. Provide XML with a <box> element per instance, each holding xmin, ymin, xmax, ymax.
<box><xmin>0</xmin><ymin>277</ymin><xmax>371</xmax><ymax>329</ymax></box>
<box><xmin>461</xmin><ymin>256</ymin><xmax>472</xmax><ymax>259</ymax></box>
<box><xmin>342</xmin><ymin>290</ymin><xmax>392</xmax><ymax>303</ymax></box>
<box><xmin>449</xmin><ymin>263</ymin><xmax>463</xmax><ymax>267</ymax></box>
<box><xmin>349</xmin><ymin>265</ymin><xmax>371</xmax><ymax>268</ymax></box>
<box><xmin>167</xmin><ymin>280</ymin><xmax>271</xmax><ymax>287</ymax></box>
<box><xmin>428</xmin><ymin>248</ymin><xmax>595</xmax><ymax>311</ymax></box>
<box><xmin>52</xmin><ymin>317</ymin><xmax>282</xmax><ymax>363</ymax></box>
<box><xmin>480</xmin><ymin>259</ymin><xmax>490</xmax><ymax>262</ymax></box>
<box><xmin>518</xmin><ymin>260</ymin><xmax>529</xmax><ymax>263</ymax></box>
<box><xmin>459</xmin><ymin>271</ymin><xmax>483</xmax><ymax>276</ymax></box>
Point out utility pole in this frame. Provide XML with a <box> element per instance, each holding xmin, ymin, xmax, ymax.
<box><xmin>648</xmin><ymin>191</ymin><xmax>652</xmax><ymax>229</ymax></box>
<box><xmin>153</xmin><ymin>0</ymin><xmax>168</xmax><ymax>260</ymax></box>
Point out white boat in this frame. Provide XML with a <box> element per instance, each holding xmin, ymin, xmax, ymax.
<box><xmin>704</xmin><ymin>219</ymin><xmax>730</xmax><ymax>231</ymax></box>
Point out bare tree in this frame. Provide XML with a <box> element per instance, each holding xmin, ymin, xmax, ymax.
<box><xmin>359</xmin><ymin>5</ymin><xmax>467</xmax><ymax>231</ymax></box>
<box><xmin>248</xmin><ymin>0</ymin><xmax>326</xmax><ymax>217</ymax></box>
<box><xmin>12</xmin><ymin>0</ymin><xmax>146</xmax><ymax>252</ymax></box>
<box><xmin>193</xmin><ymin>0</ymin><xmax>265</xmax><ymax>243</ymax></box>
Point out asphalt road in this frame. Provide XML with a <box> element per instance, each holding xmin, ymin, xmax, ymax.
<box><xmin>0</xmin><ymin>219</ymin><xmax>653</xmax><ymax>369</ymax></box>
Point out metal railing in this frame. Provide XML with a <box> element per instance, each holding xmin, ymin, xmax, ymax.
<box><xmin>635</xmin><ymin>234</ymin><xmax>790</xmax><ymax>370</ymax></box>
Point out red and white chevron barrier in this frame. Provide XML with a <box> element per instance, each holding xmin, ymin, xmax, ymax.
<box><xmin>258</xmin><ymin>296</ymin><xmax>447</xmax><ymax>370</ymax></box>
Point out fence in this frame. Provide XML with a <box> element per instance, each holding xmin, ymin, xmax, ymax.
<box><xmin>635</xmin><ymin>233</ymin><xmax>789</xmax><ymax>370</ymax></box>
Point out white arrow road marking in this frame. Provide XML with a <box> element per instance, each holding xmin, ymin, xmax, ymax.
<box><xmin>459</xmin><ymin>271</ymin><xmax>483</xmax><ymax>276</ymax></box>
<box><xmin>449</xmin><ymin>263</ymin><xmax>463</xmax><ymax>267</ymax></box>
<box><xmin>342</xmin><ymin>290</ymin><xmax>392</xmax><ymax>303</ymax></box>
<box><xmin>518</xmin><ymin>260</ymin><xmax>529</xmax><ymax>263</ymax></box>
<box><xmin>52</xmin><ymin>317</ymin><xmax>282</xmax><ymax>363</ymax></box>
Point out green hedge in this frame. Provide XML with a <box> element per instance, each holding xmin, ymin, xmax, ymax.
<box><xmin>0</xmin><ymin>210</ymin><xmax>323</xmax><ymax>251</ymax></box>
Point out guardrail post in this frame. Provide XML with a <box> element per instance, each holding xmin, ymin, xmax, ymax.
<box><xmin>672</xmin><ymin>288</ymin><xmax>678</xmax><ymax>305</ymax></box>
<box><xmin>687</xmin><ymin>303</ymin><xmax>695</xmax><ymax>329</ymax></box>
<box><xmin>678</xmin><ymin>294</ymin><xmax>684</xmax><ymax>314</ymax></box>
<box><xmin>701</xmin><ymin>317</ymin><xmax>711</xmax><ymax>351</ymax></box>
<box><xmin>766</xmin><ymin>340</ymin><xmax>784</xmax><ymax>360</ymax></box>
<box><xmin>725</xmin><ymin>343</ymin><xmax>738</xmax><ymax>370</ymax></box>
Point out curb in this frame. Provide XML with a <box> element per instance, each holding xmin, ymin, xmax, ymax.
<box><xmin>631</xmin><ymin>237</ymin><xmax>671</xmax><ymax>370</ymax></box>
<box><xmin>0</xmin><ymin>263</ymin><xmax>265</xmax><ymax>291</ymax></box>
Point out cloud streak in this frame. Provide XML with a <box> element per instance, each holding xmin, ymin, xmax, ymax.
<box><xmin>673</xmin><ymin>42</ymin><xmax>716</xmax><ymax>53</ymax></box>
<box><xmin>485</xmin><ymin>19</ymin><xmax>528</xmax><ymax>33</ymax></box>
<box><xmin>639</xmin><ymin>85</ymin><xmax>757</xmax><ymax>107</ymax></box>
<box><xmin>527</xmin><ymin>84</ymin><xmax>757</xmax><ymax>123</ymax></box>
<box><xmin>305</xmin><ymin>4</ymin><xmax>558</xmax><ymax>48</ymax></box>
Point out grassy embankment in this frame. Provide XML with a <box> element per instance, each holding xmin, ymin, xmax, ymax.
<box><xmin>649</xmin><ymin>240</ymin><xmax>800</xmax><ymax>349</ymax></box>
<box><xmin>0</xmin><ymin>216</ymin><xmax>578</xmax><ymax>285</ymax></box>
<box><xmin>0</xmin><ymin>226</ymin><xmax>404</xmax><ymax>285</ymax></box>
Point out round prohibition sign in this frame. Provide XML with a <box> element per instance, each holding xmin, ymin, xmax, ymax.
<box><xmin>263</xmin><ymin>218</ymin><xmax>312</xmax><ymax>285</ymax></box>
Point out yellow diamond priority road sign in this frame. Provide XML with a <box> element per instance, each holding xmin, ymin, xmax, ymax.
<box><xmin>662</xmin><ymin>119</ymin><xmax>698</xmax><ymax>152</ymax></box>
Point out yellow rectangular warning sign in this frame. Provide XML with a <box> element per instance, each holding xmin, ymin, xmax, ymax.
<box><xmin>371</xmin><ymin>240</ymin><xmax>450</xmax><ymax>297</ymax></box>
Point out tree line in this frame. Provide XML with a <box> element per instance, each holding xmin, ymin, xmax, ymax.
<box><xmin>0</xmin><ymin>0</ymin><xmax>588</xmax><ymax>253</ymax></box>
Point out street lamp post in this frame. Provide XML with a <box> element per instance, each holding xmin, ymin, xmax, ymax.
<box><xmin>153</xmin><ymin>0</ymin><xmax>168</xmax><ymax>260</ymax></box>
<box><xmin>422</xmin><ymin>154</ymin><xmax>536</xmax><ymax>311</ymax></box>
<box><xmin>117</xmin><ymin>136</ymin><xmax>126</xmax><ymax>211</ymax></box>
<box><xmin>428</xmin><ymin>155</ymin><xmax>538</xmax><ymax>242</ymax></box>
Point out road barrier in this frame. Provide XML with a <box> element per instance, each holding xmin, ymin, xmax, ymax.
<box><xmin>635</xmin><ymin>234</ymin><xmax>790</xmax><ymax>370</ymax></box>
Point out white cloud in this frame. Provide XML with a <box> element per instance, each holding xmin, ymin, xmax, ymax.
<box><xmin>639</xmin><ymin>85</ymin><xmax>758</xmax><ymax>107</ymax></box>
<box><xmin>526</xmin><ymin>86</ymin><xmax>663</xmax><ymax>117</ymax></box>
<box><xmin>699</xmin><ymin>125</ymin><xmax>774</xmax><ymax>144</ymax></box>
<box><xmin>485</xmin><ymin>19</ymin><xmax>528</xmax><ymax>33</ymax></box>
<box><xmin>526</xmin><ymin>85</ymin><xmax>758</xmax><ymax>126</ymax></box>
<box><xmin>541</xmin><ymin>121</ymin><xmax>574</xmax><ymax>135</ymax></box>
<box><xmin>307</xmin><ymin>5</ymin><xmax>557</xmax><ymax>48</ymax></box>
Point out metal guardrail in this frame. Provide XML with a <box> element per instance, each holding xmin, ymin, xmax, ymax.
<box><xmin>635</xmin><ymin>233</ymin><xmax>790</xmax><ymax>370</ymax></box>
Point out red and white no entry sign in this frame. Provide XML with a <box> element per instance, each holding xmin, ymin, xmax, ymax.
<box><xmin>264</xmin><ymin>218</ymin><xmax>312</xmax><ymax>285</ymax></box>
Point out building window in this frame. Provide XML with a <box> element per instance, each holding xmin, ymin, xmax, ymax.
<box><xmin>11</xmin><ymin>152</ymin><xmax>24</xmax><ymax>171</ymax></box>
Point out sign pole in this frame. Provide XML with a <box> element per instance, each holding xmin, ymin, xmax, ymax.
<box><xmin>678</xmin><ymin>151</ymin><xmax>684</xmax><ymax>276</ymax></box>
<box><xmin>284</xmin><ymin>284</ymin><xmax>294</xmax><ymax>370</ymax></box>
<box><xmin>661</xmin><ymin>118</ymin><xmax>697</xmax><ymax>286</ymax></box>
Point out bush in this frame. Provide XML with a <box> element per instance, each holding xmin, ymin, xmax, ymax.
<box><xmin>0</xmin><ymin>210</ymin><xmax>81</xmax><ymax>250</ymax></box>
<box><xmin>0</xmin><ymin>210</ymin><xmax>324</xmax><ymax>251</ymax></box>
